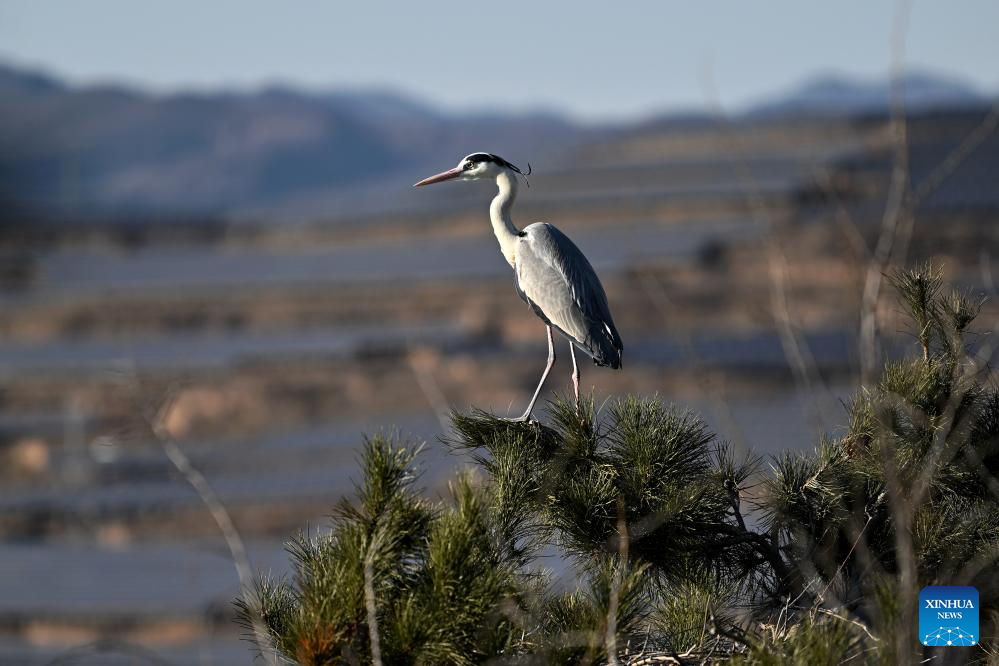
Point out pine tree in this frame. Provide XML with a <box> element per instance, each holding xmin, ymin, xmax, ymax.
<box><xmin>237</xmin><ymin>265</ymin><xmax>998</xmax><ymax>665</ymax></box>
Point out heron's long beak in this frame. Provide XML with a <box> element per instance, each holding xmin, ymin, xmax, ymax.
<box><xmin>413</xmin><ymin>167</ymin><xmax>462</xmax><ymax>187</ymax></box>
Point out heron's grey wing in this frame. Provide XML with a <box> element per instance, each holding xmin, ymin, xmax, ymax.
<box><xmin>516</xmin><ymin>223</ymin><xmax>623</xmax><ymax>368</ymax></box>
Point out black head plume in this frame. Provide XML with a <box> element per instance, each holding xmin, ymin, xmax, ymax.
<box><xmin>466</xmin><ymin>152</ymin><xmax>532</xmax><ymax>186</ymax></box>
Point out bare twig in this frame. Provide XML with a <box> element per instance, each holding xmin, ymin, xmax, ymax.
<box><xmin>893</xmin><ymin>99</ymin><xmax>999</xmax><ymax>282</ymax></box>
<box><xmin>815</xmin><ymin>607</ymin><xmax>880</xmax><ymax>643</ymax></box>
<box><xmin>811</xmin><ymin>166</ymin><xmax>871</xmax><ymax>263</ymax></box>
<box><xmin>817</xmin><ymin>515</ymin><xmax>873</xmax><ymax>604</ymax></box>
<box><xmin>912</xmin><ymin>100</ymin><xmax>999</xmax><ymax>206</ymax></box>
<box><xmin>133</xmin><ymin>381</ymin><xmax>278</xmax><ymax>666</ymax></box>
<box><xmin>859</xmin><ymin>0</ymin><xmax>912</xmax><ymax>386</ymax></box>
<box><xmin>638</xmin><ymin>271</ymin><xmax>751</xmax><ymax>453</ymax></box>
<box><xmin>864</xmin><ymin>8</ymin><xmax>917</xmax><ymax>655</ymax></box>
<box><xmin>696</xmin><ymin>596</ymin><xmax>711</xmax><ymax>656</ymax></box>
<box><xmin>980</xmin><ymin>250</ymin><xmax>998</xmax><ymax>298</ymax></box>
<box><xmin>700</xmin><ymin>61</ymin><xmax>835</xmax><ymax>437</ymax></box>
<box><xmin>606</xmin><ymin>497</ymin><xmax>629</xmax><ymax>665</ymax></box>
<box><xmin>46</xmin><ymin>638</ymin><xmax>174</xmax><ymax>665</ymax></box>
<box><xmin>912</xmin><ymin>340</ymin><xmax>995</xmax><ymax>511</ymax></box>
<box><xmin>407</xmin><ymin>347</ymin><xmax>453</xmax><ymax>432</ymax></box>
<box><xmin>364</xmin><ymin>529</ymin><xmax>385</xmax><ymax>666</ymax></box>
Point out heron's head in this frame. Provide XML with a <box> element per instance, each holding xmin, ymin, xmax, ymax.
<box><xmin>413</xmin><ymin>152</ymin><xmax>529</xmax><ymax>187</ymax></box>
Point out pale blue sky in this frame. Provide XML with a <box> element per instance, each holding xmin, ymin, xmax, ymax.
<box><xmin>1</xmin><ymin>1</ymin><xmax>996</xmax><ymax>121</ymax></box>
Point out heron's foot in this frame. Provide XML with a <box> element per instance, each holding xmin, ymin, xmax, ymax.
<box><xmin>503</xmin><ymin>414</ymin><xmax>539</xmax><ymax>425</ymax></box>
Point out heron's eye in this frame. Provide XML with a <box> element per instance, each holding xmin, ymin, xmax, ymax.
<box><xmin>463</xmin><ymin>162</ymin><xmax>474</xmax><ymax>170</ymax></box>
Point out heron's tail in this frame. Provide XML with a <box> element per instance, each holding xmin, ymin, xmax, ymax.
<box><xmin>585</xmin><ymin>321</ymin><xmax>623</xmax><ymax>369</ymax></box>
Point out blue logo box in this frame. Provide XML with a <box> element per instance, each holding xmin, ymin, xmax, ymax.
<box><xmin>919</xmin><ymin>586</ymin><xmax>979</xmax><ymax>647</ymax></box>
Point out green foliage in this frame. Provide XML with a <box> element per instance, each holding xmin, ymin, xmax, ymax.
<box><xmin>765</xmin><ymin>267</ymin><xmax>997</xmax><ymax>587</ymax></box>
<box><xmin>236</xmin><ymin>436</ymin><xmax>525</xmax><ymax>664</ymax></box>
<box><xmin>239</xmin><ymin>265</ymin><xmax>998</xmax><ymax>664</ymax></box>
<box><xmin>733</xmin><ymin>613</ymin><xmax>867</xmax><ymax>666</ymax></box>
<box><xmin>648</xmin><ymin>573</ymin><xmax>740</xmax><ymax>654</ymax></box>
<box><xmin>450</xmin><ymin>397</ymin><xmax>757</xmax><ymax>590</ymax></box>
<box><xmin>536</xmin><ymin>559</ymin><xmax>651</xmax><ymax>665</ymax></box>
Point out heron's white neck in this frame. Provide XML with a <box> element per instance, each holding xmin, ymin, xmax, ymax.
<box><xmin>490</xmin><ymin>170</ymin><xmax>521</xmax><ymax>267</ymax></box>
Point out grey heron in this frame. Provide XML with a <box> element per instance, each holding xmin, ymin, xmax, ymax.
<box><xmin>415</xmin><ymin>152</ymin><xmax>623</xmax><ymax>421</ymax></box>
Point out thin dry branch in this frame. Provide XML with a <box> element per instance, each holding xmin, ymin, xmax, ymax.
<box><xmin>859</xmin><ymin>0</ymin><xmax>912</xmax><ymax>386</ymax></box>
<box><xmin>605</xmin><ymin>498</ymin><xmax>629</xmax><ymax>666</ymax></box>
<box><xmin>865</xmin><ymin>8</ymin><xmax>917</xmax><ymax>655</ymax></box>
<box><xmin>816</xmin><ymin>515</ymin><xmax>873</xmax><ymax>605</ymax></box>
<box><xmin>912</xmin><ymin>100</ymin><xmax>999</xmax><ymax>206</ymax></box>
<box><xmin>407</xmin><ymin>347</ymin><xmax>453</xmax><ymax>432</ymax></box>
<box><xmin>910</xmin><ymin>339</ymin><xmax>995</xmax><ymax>510</ymax></box>
<box><xmin>638</xmin><ymin>271</ymin><xmax>751</xmax><ymax>454</ymax></box>
<box><xmin>814</xmin><ymin>607</ymin><xmax>880</xmax><ymax>644</ymax></box>
<box><xmin>46</xmin><ymin>638</ymin><xmax>174</xmax><ymax>666</ymax></box>
<box><xmin>699</xmin><ymin>61</ymin><xmax>835</xmax><ymax>437</ymax></box>
<box><xmin>364</xmin><ymin>530</ymin><xmax>385</xmax><ymax>666</ymax></box>
<box><xmin>811</xmin><ymin>166</ymin><xmax>871</xmax><ymax>264</ymax></box>
<box><xmin>893</xmin><ymin>98</ymin><xmax>999</xmax><ymax>281</ymax></box>
<box><xmin>133</xmin><ymin>381</ymin><xmax>278</xmax><ymax>666</ymax></box>
<box><xmin>980</xmin><ymin>250</ymin><xmax>998</xmax><ymax>298</ymax></box>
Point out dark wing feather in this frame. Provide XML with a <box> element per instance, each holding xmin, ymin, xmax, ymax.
<box><xmin>515</xmin><ymin>223</ymin><xmax>623</xmax><ymax>368</ymax></box>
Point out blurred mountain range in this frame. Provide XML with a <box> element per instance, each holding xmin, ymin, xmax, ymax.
<box><xmin>748</xmin><ymin>70</ymin><xmax>989</xmax><ymax>117</ymax></box>
<box><xmin>0</xmin><ymin>64</ymin><xmax>579</xmax><ymax>218</ymax></box>
<box><xmin>0</xmin><ymin>63</ymin><xmax>992</xmax><ymax>219</ymax></box>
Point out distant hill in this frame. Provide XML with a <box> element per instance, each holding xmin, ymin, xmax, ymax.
<box><xmin>1</xmin><ymin>64</ymin><xmax>994</xmax><ymax>220</ymax></box>
<box><xmin>0</xmin><ymin>64</ymin><xmax>582</xmax><ymax>219</ymax></box>
<box><xmin>748</xmin><ymin>70</ymin><xmax>989</xmax><ymax>117</ymax></box>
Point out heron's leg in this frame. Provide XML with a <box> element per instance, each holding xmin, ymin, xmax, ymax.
<box><xmin>511</xmin><ymin>325</ymin><xmax>555</xmax><ymax>422</ymax></box>
<box><xmin>570</xmin><ymin>343</ymin><xmax>580</xmax><ymax>408</ymax></box>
